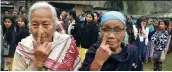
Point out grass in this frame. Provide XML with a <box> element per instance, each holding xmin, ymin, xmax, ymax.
<box><xmin>144</xmin><ymin>53</ymin><xmax>172</xmax><ymax>71</ymax></box>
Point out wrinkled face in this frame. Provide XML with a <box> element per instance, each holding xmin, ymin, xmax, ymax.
<box><xmin>93</xmin><ymin>13</ymin><xmax>98</xmax><ymax>22</ymax></box>
<box><xmin>67</xmin><ymin>13</ymin><xmax>72</xmax><ymax>20</ymax></box>
<box><xmin>18</xmin><ymin>17</ymin><xmax>25</xmax><ymax>28</ymax></box>
<box><xmin>86</xmin><ymin>14</ymin><xmax>93</xmax><ymax>23</ymax></box>
<box><xmin>4</xmin><ymin>19</ymin><xmax>12</xmax><ymax>29</ymax></box>
<box><xmin>30</xmin><ymin>8</ymin><xmax>54</xmax><ymax>44</ymax></box>
<box><xmin>159</xmin><ymin>21</ymin><xmax>167</xmax><ymax>30</ymax></box>
<box><xmin>101</xmin><ymin>20</ymin><xmax>125</xmax><ymax>51</ymax></box>
<box><xmin>12</xmin><ymin>11</ymin><xmax>18</xmax><ymax>17</ymax></box>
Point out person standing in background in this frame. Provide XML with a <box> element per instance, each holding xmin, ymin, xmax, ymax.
<box><xmin>1</xmin><ymin>10</ymin><xmax>10</xmax><ymax>26</ymax></box>
<box><xmin>93</xmin><ymin>12</ymin><xmax>101</xmax><ymax>42</ymax></box>
<box><xmin>60</xmin><ymin>10</ymin><xmax>70</xmax><ymax>32</ymax></box>
<box><xmin>78</xmin><ymin>10</ymin><xmax>86</xmax><ymax>24</ymax></box>
<box><xmin>55</xmin><ymin>8</ymin><xmax>66</xmax><ymax>34</ymax></box>
<box><xmin>167</xmin><ymin>19</ymin><xmax>172</xmax><ymax>54</ymax></box>
<box><xmin>80</xmin><ymin>12</ymin><xmax>98</xmax><ymax>62</ymax></box>
<box><xmin>18</xmin><ymin>6</ymin><xmax>26</xmax><ymax>16</ymax></box>
<box><xmin>67</xmin><ymin>10</ymin><xmax>81</xmax><ymax>47</ymax></box>
<box><xmin>16</xmin><ymin>15</ymin><xmax>30</xmax><ymax>43</ymax></box>
<box><xmin>151</xmin><ymin>20</ymin><xmax>169</xmax><ymax>71</ymax></box>
<box><xmin>147</xmin><ymin>18</ymin><xmax>155</xmax><ymax>62</ymax></box>
<box><xmin>12</xmin><ymin>10</ymin><xmax>20</xmax><ymax>35</ymax></box>
<box><xmin>2</xmin><ymin>16</ymin><xmax>17</xmax><ymax>71</ymax></box>
<box><xmin>153</xmin><ymin>19</ymin><xmax>159</xmax><ymax>32</ymax></box>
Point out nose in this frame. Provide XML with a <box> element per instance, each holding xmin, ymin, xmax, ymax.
<box><xmin>37</xmin><ymin>24</ymin><xmax>44</xmax><ymax>36</ymax></box>
<box><xmin>107</xmin><ymin>32</ymin><xmax>116</xmax><ymax>39</ymax></box>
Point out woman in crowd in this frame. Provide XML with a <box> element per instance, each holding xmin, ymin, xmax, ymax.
<box><xmin>79</xmin><ymin>11</ymin><xmax>143</xmax><ymax>71</ymax></box>
<box><xmin>134</xmin><ymin>18</ymin><xmax>149</xmax><ymax>63</ymax></box>
<box><xmin>2</xmin><ymin>16</ymin><xmax>17</xmax><ymax>71</ymax></box>
<box><xmin>147</xmin><ymin>18</ymin><xmax>155</xmax><ymax>62</ymax></box>
<box><xmin>16</xmin><ymin>15</ymin><xmax>30</xmax><ymax>43</ymax></box>
<box><xmin>93</xmin><ymin>12</ymin><xmax>101</xmax><ymax>41</ymax></box>
<box><xmin>12</xmin><ymin>2</ymin><xmax>80</xmax><ymax>71</ymax></box>
<box><xmin>153</xmin><ymin>19</ymin><xmax>159</xmax><ymax>32</ymax></box>
<box><xmin>18</xmin><ymin>6</ymin><xmax>26</xmax><ymax>16</ymax></box>
<box><xmin>66</xmin><ymin>10</ymin><xmax>81</xmax><ymax>47</ymax></box>
<box><xmin>151</xmin><ymin>20</ymin><xmax>169</xmax><ymax>71</ymax></box>
<box><xmin>126</xmin><ymin>17</ymin><xmax>136</xmax><ymax>45</ymax></box>
<box><xmin>167</xmin><ymin>19</ymin><xmax>172</xmax><ymax>53</ymax></box>
<box><xmin>55</xmin><ymin>8</ymin><xmax>66</xmax><ymax>34</ymax></box>
<box><xmin>80</xmin><ymin>12</ymin><xmax>98</xmax><ymax>62</ymax></box>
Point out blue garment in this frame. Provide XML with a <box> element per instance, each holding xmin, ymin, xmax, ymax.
<box><xmin>79</xmin><ymin>42</ymin><xmax>143</xmax><ymax>71</ymax></box>
<box><xmin>101</xmin><ymin>11</ymin><xmax>126</xmax><ymax>25</ymax></box>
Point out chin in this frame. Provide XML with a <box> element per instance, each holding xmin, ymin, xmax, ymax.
<box><xmin>109</xmin><ymin>44</ymin><xmax>118</xmax><ymax>49</ymax></box>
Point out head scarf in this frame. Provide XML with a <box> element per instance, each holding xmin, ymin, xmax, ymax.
<box><xmin>101</xmin><ymin>11</ymin><xmax>126</xmax><ymax>25</ymax></box>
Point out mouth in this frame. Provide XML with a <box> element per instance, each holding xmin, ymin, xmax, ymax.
<box><xmin>106</xmin><ymin>41</ymin><xmax>115</xmax><ymax>45</ymax></box>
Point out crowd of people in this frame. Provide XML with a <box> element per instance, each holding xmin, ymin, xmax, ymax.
<box><xmin>0</xmin><ymin>1</ymin><xmax>172</xmax><ymax>71</ymax></box>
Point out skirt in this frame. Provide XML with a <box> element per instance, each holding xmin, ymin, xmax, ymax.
<box><xmin>152</xmin><ymin>50</ymin><xmax>162</xmax><ymax>60</ymax></box>
<box><xmin>79</xmin><ymin>45</ymin><xmax>88</xmax><ymax>62</ymax></box>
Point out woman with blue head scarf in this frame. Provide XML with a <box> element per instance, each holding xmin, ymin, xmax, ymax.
<box><xmin>79</xmin><ymin>11</ymin><xmax>143</xmax><ymax>71</ymax></box>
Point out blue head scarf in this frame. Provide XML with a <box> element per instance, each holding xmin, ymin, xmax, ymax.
<box><xmin>101</xmin><ymin>11</ymin><xmax>126</xmax><ymax>25</ymax></box>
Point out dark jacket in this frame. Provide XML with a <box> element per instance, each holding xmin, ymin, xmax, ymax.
<box><xmin>17</xmin><ymin>27</ymin><xmax>30</xmax><ymax>44</ymax></box>
<box><xmin>79</xmin><ymin>42</ymin><xmax>143</xmax><ymax>71</ymax></box>
<box><xmin>3</xmin><ymin>28</ymin><xmax>17</xmax><ymax>58</ymax></box>
<box><xmin>80</xmin><ymin>22</ymin><xmax>98</xmax><ymax>48</ymax></box>
<box><xmin>62</xmin><ymin>18</ymin><xmax>70</xmax><ymax>32</ymax></box>
<box><xmin>69</xmin><ymin>21</ymin><xmax>81</xmax><ymax>47</ymax></box>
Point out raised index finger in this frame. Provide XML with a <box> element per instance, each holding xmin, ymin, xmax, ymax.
<box><xmin>36</xmin><ymin>32</ymin><xmax>41</xmax><ymax>44</ymax></box>
<box><xmin>101</xmin><ymin>33</ymin><xmax>108</xmax><ymax>45</ymax></box>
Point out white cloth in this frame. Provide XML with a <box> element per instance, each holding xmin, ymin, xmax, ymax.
<box><xmin>133</xmin><ymin>25</ymin><xmax>149</xmax><ymax>45</ymax></box>
<box><xmin>67</xmin><ymin>20</ymin><xmax>75</xmax><ymax>35</ymax></box>
<box><xmin>13</xmin><ymin>32</ymin><xmax>81</xmax><ymax>71</ymax></box>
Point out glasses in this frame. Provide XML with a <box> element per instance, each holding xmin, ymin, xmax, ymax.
<box><xmin>102</xmin><ymin>27</ymin><xmax>125</xmax><ymax>35</ymax></box>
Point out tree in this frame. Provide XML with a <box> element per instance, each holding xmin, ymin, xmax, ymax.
<box><xmin>104</xmin><ymin>0</ymin><xmax>124</xmax><ymax>11</ymax></box>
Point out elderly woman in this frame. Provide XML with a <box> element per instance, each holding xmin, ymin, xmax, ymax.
<box><xmin>79</xmin><ymin>11</ymin><xmax>143</xmax><ymax>71</ymax></box>
<box><xmin>12</xmin><ymin>2</ymin><xmax>81</xmax><ymax>71</ymax></box>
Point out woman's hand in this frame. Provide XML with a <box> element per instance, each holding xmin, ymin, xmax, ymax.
<box><xmin>6</xmin><ymin>57</ymin><xmax>12</xmax><ymax>64</ymax></box>
<box><xmin>33</xmin><ymin>34</ymin><xmax>52</xmax><ymax>70</ymax></box>
<box><xmin>95</xmin><ymin>33</ymin><xmax>111</xmax><ymax>65</ymax></box>
<box><xmin>90</xmin><ymin>33</ymin><xmax>112</xmax><ymax>71</ymax></box>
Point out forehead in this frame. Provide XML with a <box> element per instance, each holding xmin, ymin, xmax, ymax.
<box><xmin>31</xmin><ymin>8</ymin><xmax>52</xmax><ymax>19</ymax></box>
<box><xmin>5</xmin><ymin>11</ymin><xmax>9</xmax><ymax>13</ymax></box>
<box><xmin>62</xmin><ymin>11</ymin><xmax>66</xmax><ymax>14</ymax></box>
<box><xmin>103</xmin><ymin>20</ymin><xmax>124</xmax><ymax>27</ymax></box>
<box><xmin>5</xmin><ymin>19</ymin><xmax>11</xmax><ymax>21</ymax></box>
<box><xmin>13</xmin><ymin>11</ymin><xmax>17</xmax><ymax>13</ymax></box>
<box><xmin>86</xmin><ymin>14</ymin><xmax>92</xmax><ymax>16</ymax></box>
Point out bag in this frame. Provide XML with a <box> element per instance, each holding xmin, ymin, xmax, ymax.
<box><xmin>160</xmin><ymin>35</ymin><xmax>171</xmax><ymax>62</ymax></box>
<box><xmin>3</xmin><ymin>39</ymin><xmax>10</xmax><ymax>56</ymax></box>
<box><xmin>160</xmin><ymin>50</ymin><xmax>166</xmax><ymax>61</ymax></box>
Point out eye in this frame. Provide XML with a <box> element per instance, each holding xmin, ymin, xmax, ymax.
<box><xmin>114</xmin><ymin>28</ymin><xmax>125</xmax><ymax>32</ymax></box>
<box><xmin>43</xmin><ymin>24</ymin><xmax>49</xmax><ymax>28</ymax></box>
<box><xmin>32</xmin><ymin>23</ymin><xmax>38</xmax><ymax>26</ymax></box>
<box><xmin>102</xmin><ymin>28</ymin><xmax>110</xmax><ymax>32</ymax></box>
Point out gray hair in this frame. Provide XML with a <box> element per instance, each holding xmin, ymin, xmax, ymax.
<box><xmin>28</xmin><ymin>1</ymin><xmax>57</xmax><ymax>30</ymax></box>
